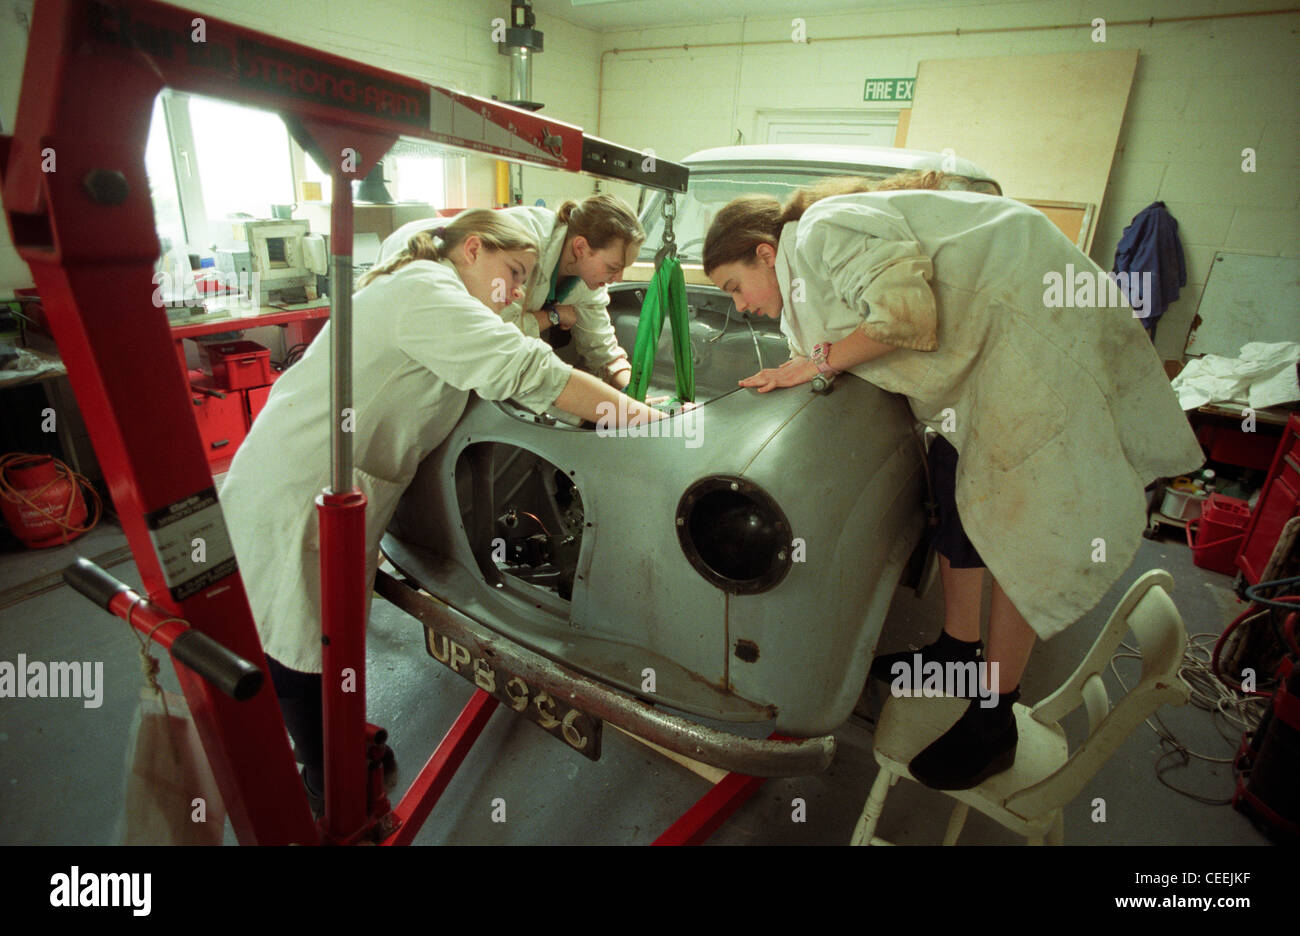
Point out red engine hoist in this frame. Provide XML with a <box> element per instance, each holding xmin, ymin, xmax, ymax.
<box><xmin>2</xmin><ymin>0</ymin><xmax>782</xmax><ymax>845</ymax></box>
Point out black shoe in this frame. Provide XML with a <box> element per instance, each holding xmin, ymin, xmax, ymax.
<box><xmin>908</xmin><ymin>689</ymin><xmax>1020</xmax><ymax>791</ymax></box>
<box><xmin>870</xmin><ymin>631</ymin><xmax>983</xmax><ymax>695</ymax></box>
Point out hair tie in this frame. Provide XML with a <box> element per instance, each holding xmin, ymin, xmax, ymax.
<box><xmin>432</xmin><ymin>226</ymin><xmax>447</xmax><ymax>240</ymax></box>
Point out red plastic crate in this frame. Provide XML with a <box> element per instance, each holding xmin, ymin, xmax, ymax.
<box><xmin>1186</xmin><ymin>494</ymin><xmax>1251</xmax><ymax>575</ymax></box>
<box><xmin>199</xmin><ymin>340</ymin><xmax>273</xmax><ymax>390</ymax></box>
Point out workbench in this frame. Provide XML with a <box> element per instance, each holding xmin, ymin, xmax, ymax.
<box><xmin>168</xmin><ymin>299</ymin><xmax>330</xmax><ymax>375</ymax></box>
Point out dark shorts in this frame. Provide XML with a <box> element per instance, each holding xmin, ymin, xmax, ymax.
<box><xmin>928</xmin><ymin>434</ymin><xmax>986</xmax><ymax>569</ymax></box>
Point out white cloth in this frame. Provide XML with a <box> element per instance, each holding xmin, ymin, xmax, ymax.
<box><xmin>1170</xmin><ymin>341</ymin><xmax>1300</xmax><ymax>411</ymax></box>
<box><xmin>776</xmin><ymin>191</ymin><xmax>1205</xmax><ymax>639</ymax></box>
<box><xmin>381</xmin><ymin>208</ymin><xmax>631</xmax><ymax>381</ymax></box>
<box><xmin>220</xmin><ymin>259</ymin><xmax>573</xmax><ymax>673</ymax></box>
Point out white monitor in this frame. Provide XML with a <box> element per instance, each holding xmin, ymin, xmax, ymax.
<box><xmin>245</xmin><ymin>219</ymin><xmax>317</xmax><ymax>304</ymax></box>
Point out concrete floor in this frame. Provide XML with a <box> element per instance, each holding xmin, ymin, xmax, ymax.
<box><xmin>0</xmin><ymin>509</ymin><xmax>1275</xmax><ymax>846</ymax></box>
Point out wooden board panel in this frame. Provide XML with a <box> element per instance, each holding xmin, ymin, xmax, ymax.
<box><xmin>1016</xmin><ymin>200</ymin><xmax>1092</xmax><ymax>250</ymax></box>
<box><xmin>1187</xmin><ymin>253</ymin><xmax>1300</xmax><ymax>357</ymax></box>
<box><xmin>903</xmin><ymin>49</ymin><xmax>1137</xmax><ymax>253</ymax></box>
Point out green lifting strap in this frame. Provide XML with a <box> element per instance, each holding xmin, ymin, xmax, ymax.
<box><xmin>627</xmin><ymin>255</ymin><xmax>694</xmax><ymax>405</ymax></box>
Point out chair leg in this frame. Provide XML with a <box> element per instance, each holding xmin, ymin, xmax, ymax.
<box><xmin>1047</xmin><ymin>810</ymin><xmax>1064</xmax><ymax>846</ymax></box>
<box><xmin>850</xmin><ymin>767</ymin><xmax>896</xmax><ymax>845</ymax></box>
<box><xmin>942</xmin><ymin>801</ymin><xmax>969</xmax><ymax>846</ymax></box>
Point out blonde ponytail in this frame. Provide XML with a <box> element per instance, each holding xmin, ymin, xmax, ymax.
<box><xmin>556</xmin><ymin>193</ymin><xmax>644</xmax><ymax>254</ymax></box>
<box><xmin>357</xmin><ymin>208</ymin><xmax>539</xmax><ymax>288</ymax></box>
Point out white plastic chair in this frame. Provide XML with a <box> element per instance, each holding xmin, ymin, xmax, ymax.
<box><xmin>851</xmin><ymin>569</ymin><xmax>1190</xmax><ymax>845</ymax></box>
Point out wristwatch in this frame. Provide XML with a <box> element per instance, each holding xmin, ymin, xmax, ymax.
<box><xmin>811</xmin><ymin>342</ymin><xmax>839</xmax><ymax>375</ymax></box>
<box><xmin>546</xmin><ymin>306</ymin><xmax>561</xmax><ymax>327</ymax></box>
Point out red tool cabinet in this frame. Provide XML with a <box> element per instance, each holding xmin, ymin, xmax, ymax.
<box><xmin>188</xmin><ymin>370</ymin><xmax>247</xmax><ymax>472</ymax></box>
<box><xmin>246</xmin><ymin>383</ymin><xmax>273</xmax><ymax>425</ymax></box>
<box><xmin>187</xmin><ymin>362</ymin><xmax>281</xmax><ymax>472</ymax></box>
<box><xmin>1237</xmin><ymin>413</ymin><xmax>1300</xmax><ymax>584</ymax></box>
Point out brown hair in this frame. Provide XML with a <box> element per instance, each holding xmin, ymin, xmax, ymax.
<box><xmin>702</xmin><ymin>170</ymin><xmax>957</xmax><ymax>273</ymax></box>
<box><xmin>357</xmin><ymin>208</ymin><xmax>538</xmax><ymax>288</ymax></box>
<box><xmin>555</xmin><ymin>193</ymin><xmax>645</xmax><ymax>255</ymax></box>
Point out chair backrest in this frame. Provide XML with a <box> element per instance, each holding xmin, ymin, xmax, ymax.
<box><xmin>1003</xmin><ymin>569</ymin><xmax>1190</xmax><ymax>819</ymax></box>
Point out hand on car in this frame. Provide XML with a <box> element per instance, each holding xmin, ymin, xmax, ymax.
<box><xmin>740</xmin><ymin>358</ymin><xmax>818</xmax><ymax>393</ymax></box>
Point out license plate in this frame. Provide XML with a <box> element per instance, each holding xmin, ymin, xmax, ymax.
<box><xmin>424</xmin><ymin>624</ymin><xmax>602</xmax><ymax>761</ymax></box>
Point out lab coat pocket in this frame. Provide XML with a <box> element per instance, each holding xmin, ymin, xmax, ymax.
<box><xmin>355</xmin><ymin>467</ymin><xmax>410</xmax><ymax>561</ymax></box>
<box><xmin>303</xmin><ymin>468</ymin><xmax>407</xmax><ymax>561</ymax></box>
<box><xmin>967</xmin><ymin>331</ymin><xmax>1067</xmax><ymax>473</ymax></box>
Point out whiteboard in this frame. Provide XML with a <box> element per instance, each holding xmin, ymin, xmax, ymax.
<box><xmin>1186</xmin><ymin>253</ymin><xmax>1300</xmax><ymax>357</ymax></box>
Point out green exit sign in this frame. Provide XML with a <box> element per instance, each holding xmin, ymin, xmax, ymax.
<box><xmin>863</xmin><ymin>78</ymin><xmax>914</xmax><ymax>102</ymax></box>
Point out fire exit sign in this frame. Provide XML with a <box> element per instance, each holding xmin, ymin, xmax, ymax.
<box><xmin>863</xmin><ymin>78</ymin><xmax>914</xmax><ymax>102</ymax></box>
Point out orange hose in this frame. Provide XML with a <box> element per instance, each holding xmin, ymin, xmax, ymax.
<box><xmin>0</xmin><ymin>452</ymin><xmax>103</xmax><ymax>543</ymax></box>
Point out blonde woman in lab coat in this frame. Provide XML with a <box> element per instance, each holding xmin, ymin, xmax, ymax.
<box><xmin>704</xmin><ymin>173</ymin><xmax>1204</xmax><ymax>790</ymax></box>
<box><xmin>222</xmin><ymin>209</ymin><xmax>663</xmax><ymax>807</ymax></box>
<box><xmin>381</xmin><ymin>194</ymin><xmax>643</xmax><ymax>388</ymax></box>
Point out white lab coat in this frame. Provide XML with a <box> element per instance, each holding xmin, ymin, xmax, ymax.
<box><xmin>381</xmin><ymin>207</ymin><xmax>631</xmax><ymax>382</ymax></box>
<box><xmin>775</xmin><ymin>191</ymin><xmax>1204</xmax><ymax>639</ymax></box>
<box><xmin>220</xmin><ymin>259</ymin><xmax>574</xmax><ymax>673</ymax></box>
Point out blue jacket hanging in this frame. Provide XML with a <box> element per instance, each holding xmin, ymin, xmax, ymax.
<box><xmin>1112</xmin><ymin>201</ymin><xmax>1186</xmax><ymax>328</ymax></box>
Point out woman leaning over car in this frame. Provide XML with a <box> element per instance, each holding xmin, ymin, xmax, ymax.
<box><xmin>222</xmin><ymin>208</ymin><xmax>663</xmax><ymax>809</ymax></box>
<box><xmin>703</xmin><ymin>172</ymin><xmax>1203</xmax><ymax>790</ymax></box>
<box><xmin>381</xmin><ymin>193</ymin><xmax>644</xmax><ymax>389</ymax></box>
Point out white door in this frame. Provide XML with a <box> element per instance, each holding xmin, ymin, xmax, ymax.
<box><xmin>757</xmin><ymin>110</ymin><xmax>899</xmax><ymax>147</ymax></box>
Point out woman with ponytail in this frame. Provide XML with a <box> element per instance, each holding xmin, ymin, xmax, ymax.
<box><xmin>703</xmin><ymin>172</ymin><xmax>1202</xmax><ymax>791</ymax></box>
<box><xmin>222</xmin><ymin>208</ymin><xmax>663</xmax><ymax>809</ymax></box>
<box><xmin>381</xmin><ymin>193</ymin><xmax>645</xmax><ymax>388</ymax></box>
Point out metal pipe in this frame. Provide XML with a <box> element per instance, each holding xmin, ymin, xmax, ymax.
<box><xmin>509</xmin><ymin>47</ymin><xmax>532</xmax><ymax>103</ymax></box>
<box><xmin>508</xmin><ymin>49</ymin><xmax>531</xmax><ymax>204</ymax></box>
<box><xmin>595</xmin><ymin>7</ymin><xmax>1299</xmax><ymax>136</ymax></box>
<box><xmin>329</xmin><ymin>176</ymin><xmax>354</xmax><ymax>493</ymax></box>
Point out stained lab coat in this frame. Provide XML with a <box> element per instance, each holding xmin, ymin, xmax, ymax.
<box><xmin>220</xmin><ymin>259</ymin><xmax>573</xmax><ymax>673</ymax></box>
<box><xmin>776</xmin><ymin>191</ymin><xmax>1203</xmax><ymax>639</ymax></box>
<box><xmin>381</xmin><ymin>208</ymin><xmax>631</xmax><ymax>382</ymax></box>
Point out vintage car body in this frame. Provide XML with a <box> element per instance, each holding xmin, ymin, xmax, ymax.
<box><xmin>382</xmin><ymin>144</ymin><xmax>999</xmax><ymax>764</ymax></box>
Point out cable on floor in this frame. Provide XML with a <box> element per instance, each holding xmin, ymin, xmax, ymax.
<box><xmin>1110</xmin><ymin>632</ymin><xmax>1269</xmax><ymax>806</ymax></box>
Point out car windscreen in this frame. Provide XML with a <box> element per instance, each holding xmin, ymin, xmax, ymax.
<box><xmin>638</xmin><ymin>170</ymin><xmax>841</xmax><ymax>263</ymax></box>
<box><xmin>638</xmin><ymin>167</ymin><xmax>1000</xmax><ymax>262</ymax></box>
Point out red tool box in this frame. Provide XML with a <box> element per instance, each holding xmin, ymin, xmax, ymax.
<box><xmin>1238</xmin><ymin>414</ymin><xmax>1300</xmax><ymax>585</ymax></box>
<box><xmin>199</xmin><ymin>340</ymin><xmax>273</xmax><ymax>391</ymax></box>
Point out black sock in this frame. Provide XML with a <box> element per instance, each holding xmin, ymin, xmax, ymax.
<box><xmin>266</xmin><ymin>656</ymin><xmax>325</xmax><ymax>795</ymax></box>
<box><xmin>934</xmin><ymin>630</ymin><xmax>982</xmax><ymax>654</ymax></box>
<box><xmin>972</xmin><ymin>685</ymin><xmax>1020</xmax><ymax>733</ymax></box>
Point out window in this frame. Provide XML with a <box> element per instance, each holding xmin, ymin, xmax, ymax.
<box><xmin>143</xmin><ymin>95</ymin><xmax>185</xmax><ymax>254</ymax></box>
<box><xmin>187</xmin><ymin>95</ymin><xmax>295</xmax><ymax>237</ymax></box>
<box><xmin>142</xmin><ymin>93</ymin><xmax>453</xmax><ymax>251</ymax></box>
<box><xmin>391</xmin><ymin>155</ymin><xmax>445</xmax><ymax>205</ymax></box>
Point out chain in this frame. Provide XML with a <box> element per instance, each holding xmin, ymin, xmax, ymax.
<box><xmin>654</xmin><ymin>193</ymin><xmax>677</xmax><ymax>269</ymax></box>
